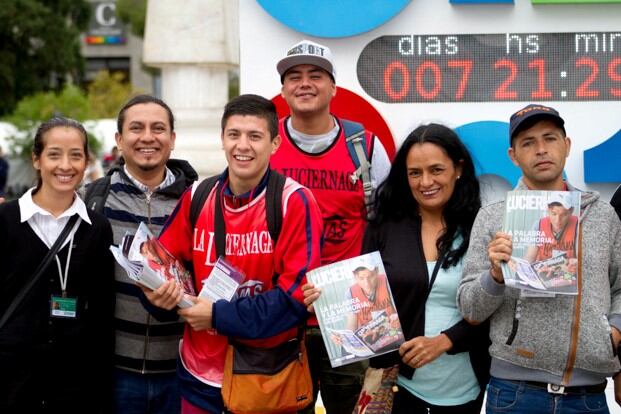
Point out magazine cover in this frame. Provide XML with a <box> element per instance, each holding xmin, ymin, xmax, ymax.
<box><xmin>110</xmin><ymin>222</ymin><xmax>196</xmax><ymax>307</ymax></box>
<box><xmin>501</xmin><ymin>190</ymin><xmax>581</xmax><ymax>295</ymax></box>
<box><xmin>306</xmin><ymin>251</ymin><xmax>405</xmax><ymax>368</ymax></box>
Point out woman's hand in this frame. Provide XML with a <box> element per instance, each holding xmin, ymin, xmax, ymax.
<box><xmin>301</xmin><ymin>282</ymin><xmax>321</xmax><ymax>313</ymax></box>
<box><xmin>399</xmin><ymin>334</ymin><xmax>453</xmax><ymax>368</ymax></box>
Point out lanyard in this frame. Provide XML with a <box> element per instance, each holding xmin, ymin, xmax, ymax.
<box><xmin>53</xmin><ymin>231</ymin><xmax>75</xmax><ymax>296</ymax></box>
<box><xmin>32</xmin><ymin>216</ymin><xmax>80</xmax><ymax>297</ymax></box>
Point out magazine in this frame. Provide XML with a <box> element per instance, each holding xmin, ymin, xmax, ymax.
<box><xmin>306</xmin><ymin>251</ymin><xmax>405</xmax><ymax>368</ymax></box>
<box><xmin>501</xmin><ymin>190</ymin><xmax>581</xmax><ymax>295</ymax></box>
<box><xmin>110</xmin><ymin>222</ymin><xmax>196</xmax><ymax>308</ymax></box>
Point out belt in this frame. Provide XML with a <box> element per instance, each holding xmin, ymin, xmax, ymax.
<box><xmin>516</xmin><ymin>380</ymin><xmax>607</xmax><ymax>395</ymax></box>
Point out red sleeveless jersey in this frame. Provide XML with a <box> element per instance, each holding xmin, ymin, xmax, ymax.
<box><xmin>349</xmin><ymin>275</ymin><xmax>395</xmax><ymax>328</ymax></box>
<box><xmin>536</xmin><ymin>215</ymin><xmax>579</xmax><ymax>261</ymax></box>
<box><xmin>272</xmin><ymin>116</ymin><xmax>374</xmax><ymax>265</ymax></box>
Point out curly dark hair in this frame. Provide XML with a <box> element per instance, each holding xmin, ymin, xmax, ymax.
<box><xmin>370</xmin><ymin>123</ymin><xmax>481</xmax><ymax>268</ymax></box>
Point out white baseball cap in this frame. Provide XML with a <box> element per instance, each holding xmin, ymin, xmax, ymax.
<box><xmin>547</xmin><ymin>192</ymin><xmax>572</xmax><ymax>209</ymax></box>
<box><xmin>277</xmin><ymin>39</ymin><xmax>336</xmax><ymax>82</ymax></box>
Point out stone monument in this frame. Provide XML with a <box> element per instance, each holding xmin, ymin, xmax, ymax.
<box><xmin>143</xmin><ymin>0</ymin><xmax>239</xmax><ymax>177</ymax></box>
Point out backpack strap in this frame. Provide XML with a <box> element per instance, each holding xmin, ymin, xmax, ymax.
<box><xmin>190</xmin><ymin>175</ymin><xmax>220</xmax><ymax>229</ymax></box>
<box><xmin>84</xmin><ymin>175</ymin><xmax>112</xmax><ymax>214</ymax></box>
<box><xmin>194</xmin><ymin>171</ymin><xmax>286</xmax><ymax>259</ymax></box>
<box><xmin>265</xmin><ymin>170</ymin><xmax>286</xmax><ymax>244</ymax></box>
<box><xmin>342</xmin><ymin>120</ymin><xmax>373</xmax><ymax>217</ymax></box>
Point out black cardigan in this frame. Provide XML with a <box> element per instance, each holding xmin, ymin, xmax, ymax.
<box><xmin>362</xmin><ymin>214</ymin><xmax>490</xmax><ymax>391</ymax></box>
<box><xmin>0</xmin><ymin>200</ymin><xmax>115</xmax><ymax>412</ymax></box>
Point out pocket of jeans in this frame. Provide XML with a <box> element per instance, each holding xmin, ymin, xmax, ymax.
<box><xmin>582</xmin><ymin>392</ymin><xmax>608</xmax><ymax>412</ymax></box>
<box><xmin>486</xmin><ymin>381</ymin><xmax>519</xmax><ymax>412</ymax></box>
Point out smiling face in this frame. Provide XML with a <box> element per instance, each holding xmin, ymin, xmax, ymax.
<box><xmin>281</xmin><ymin>64</ymin><xmax>336</xmax><ymax>118</ymax></box>
<box><xmin>221</xmin><ymin>114</ymin><xmax>281</xmax><ymax>195</ymax></box>
<box><xmin>354</xmin><ymin>268</ymin><xmax>379</xmax><ymax>297</ymax></box>
<box><xmin>508</xmin><ymin>119</ymin><xmax>571</xmax><ymax>191</ymax></box>
<box><xmin>115</xmin><ymin>102</ymin><xmax>176</xmax><ymax>179</ymax></box>
<box><xmin>406</xmin><ymin>142</ymin><xmax>462</xmax><ymax>217</ymax></box>
<box><xmin>547</xmin><ymin>204</ymin><xmax>573</xmax><ymax>233</ymax></box>
<box><xmin>33</xmin><ymin>126</ymin><xmax>87</xmax><ymax>197</ymax></box>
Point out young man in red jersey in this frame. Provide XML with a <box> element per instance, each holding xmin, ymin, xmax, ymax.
<box><xmin>144</xmin><ymin>94</ymin><xmax>323</xmax><ymax>413</ymax></box>
<box><xmin>270</xmin><ymin>39</ymin><xmax>391</xmax><ymax>414</ymax></box>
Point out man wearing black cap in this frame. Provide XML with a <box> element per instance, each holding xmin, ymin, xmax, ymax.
<box><xmin>457</xmin><ymin>104</ymin><xmax>621</xmax><ymax>413</ymax></box>
<box><xmin>270</xmin><ymin>39</ymin><xmax>391</xmax><ymax>414</ymax></box>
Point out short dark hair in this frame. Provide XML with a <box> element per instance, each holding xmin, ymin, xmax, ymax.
<box><xmin>353</xmin><ymin>266</ymin><xmax>378</xmax><ymax>275</ymax></box>
<box><xmin>117</xmin><ymin>95</ymin><xmax>175</xmax><ymax>133</ymax></box>
<box><xmin>32</xmin><ymin>116</ymin><xmax>88</xmax><ymax>193</ymax></box>
<box><xmin>221</xmin><ymin>94</ymin><xmax>278</xmax><ymax>140</ymax></box>
<box><xmin>371</xmin><ymin>123</ymin><xmax>481</xmax><ymax>269</ymax></box>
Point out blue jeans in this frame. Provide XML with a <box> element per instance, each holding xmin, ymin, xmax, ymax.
<box><xmin>486</xmin><ymin>377</ymin><xmax>609</xmax><ymax>414</ymax></box>
<box><xmin>114</xmin><ymin>368</ymin><xmax>181</xmax><ymax>414</ymax></box>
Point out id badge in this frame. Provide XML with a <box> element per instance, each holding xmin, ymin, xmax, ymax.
<box><xmin>51</xmin><ymin>295</ymin><xmax>78</xmax><ymax>318</ymax></box>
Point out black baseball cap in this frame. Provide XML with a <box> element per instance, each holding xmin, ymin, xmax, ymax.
<box><xmin>509</xmin><ymin>104</ymin><xmax>565</xmax><ymax>144</ymax></box>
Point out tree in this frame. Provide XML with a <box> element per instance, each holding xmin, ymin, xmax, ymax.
<box><xmin>0</xmin><ymin>0</ymin><xmax>90</xmax><ymax>116</ymax></box>
<box><xmin>117</xmin><ymin>0</ymin><xmax>146</xmax><ymax>37</ymax></box>
<box><xmin>88</xmin><ymin>70</ymin><xmax>136</xmax><ymax>118</ymax></box>
<box><xmin>4</xmin><ymin>84</ymin><xmax>101</xmax><ymax>158</ymax></box>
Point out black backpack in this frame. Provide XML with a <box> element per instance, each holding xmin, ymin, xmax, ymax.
<box><xmin>84</xmin><ymin>175</ymin><xmax>112</xmax><ymax>214</ymax></box>
<box><xmin>189</xmin><ymin>170</ymin><xmax>287</xmax><ymax>257</ymax></box>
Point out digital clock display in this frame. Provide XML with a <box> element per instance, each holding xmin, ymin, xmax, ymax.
<box><xmin>357</xmin><ymin>32</ymin><xmax>621</xmax><ymax>102</ymax></box>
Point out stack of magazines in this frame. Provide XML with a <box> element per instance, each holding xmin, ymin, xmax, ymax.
<box><xmin>110</xmin><ymin>222</ymin><xmax>196</xmax><ymax>308</ymax></box>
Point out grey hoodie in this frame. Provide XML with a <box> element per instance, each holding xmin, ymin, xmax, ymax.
<box><xmin>457</xmin><ymin>179</ymin><xmax>621</xmax><ymax>386</ymax></box>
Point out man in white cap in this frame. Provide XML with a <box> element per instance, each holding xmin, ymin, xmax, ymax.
<box><xmin>270</xmin><ymin>39</ymin><xmax>391</xmax><ymax>413</ymax></box>
<box><xmin>458</xmin><ymin>103</ymin><xmax>621</xmax><ymax>413</ymax></box>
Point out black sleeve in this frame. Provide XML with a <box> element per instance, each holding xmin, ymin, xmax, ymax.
<box><xmin>612</xmin><ymin>185</ymin><xmax>621</xmax><ymax>221</ymax></box>
<box><xmin>443</xmin><ymin>319</ymin><xmax>490</xmax><ymax>355</ymax></box>
<box><xmin>361</xmin><ymin>221</ymin><xmax>381</xmax><ymax>255</ymax></box>
<box><xmin>139</xmin><ymin>291</ymin><xmax>181</xmax><ymax>322</ymax></box>
<box><xmin>88</xmin><ymin>217</ymin><xmax>116</xmax><ymax>413</ymax></box>
<box><xmin>364</xmin><ymin>222</ymin><xmax>403</xmax><ymax>369</ymax></box>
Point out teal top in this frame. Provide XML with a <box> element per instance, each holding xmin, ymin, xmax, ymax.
<box><xmin>397</xmin><ymin>260</ymin><xmax>480</xmax><ymax>406</ymax></box>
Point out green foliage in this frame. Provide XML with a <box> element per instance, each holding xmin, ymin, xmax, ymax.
<box><xmin>117</xmin><ymin>0</ymin><xmax>146</xmax><ymax>37</ymax></box>
<box><xmin>88</xmin><ymin>70</ymin><xmax>135</xmax><ymax>118</ymax></box>
<box><xmin>0</xmin><ymin>0</ymin><xmax>90</xmax><ymax>116</ymax></box>
<box><xmin>4</xmin><ymin>84</ymin><xmax>102</xmax><ymax>158</ymax></box>
<box><xmin>229</xmin><ymin>70</ymin><xmax>240</xmax><ymax>99</ymax></box>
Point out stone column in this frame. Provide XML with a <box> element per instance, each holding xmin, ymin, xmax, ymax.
<box><xmin>143</xmin><ymin>0</ymin><xmax>239</xmax><ymax>178</ymax></box>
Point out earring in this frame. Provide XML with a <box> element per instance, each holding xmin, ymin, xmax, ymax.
<box><xmin>456</xmin><ymin>176</ymin><xmax>461</xmax><ymax>180</ymax></box>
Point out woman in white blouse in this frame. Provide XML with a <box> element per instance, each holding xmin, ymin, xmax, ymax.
<box><xmin>0</xmin><ymin>117</ymin><xmax>114</xmax><ymax>413</ymax></box>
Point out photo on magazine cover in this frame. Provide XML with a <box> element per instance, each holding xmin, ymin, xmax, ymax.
<box><xmin>306</xmin><ymin>251</ymin><xmax>405</xmax><ymax>368</ymax></box>
<box><xmin>140</xmin><ymin>235</ymin><xmax>195</xmax><ymax>295</ymax></box>
<box><xmin>502</xmin><ymin>190</ymin><xmax>581</xmax><ymax>295</ymax></box>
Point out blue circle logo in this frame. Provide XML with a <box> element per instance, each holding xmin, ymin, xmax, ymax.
<box><xmin>257</xmin><ymin>0</ymin><xmax>411</xmax><ymax>38</ymax></box>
